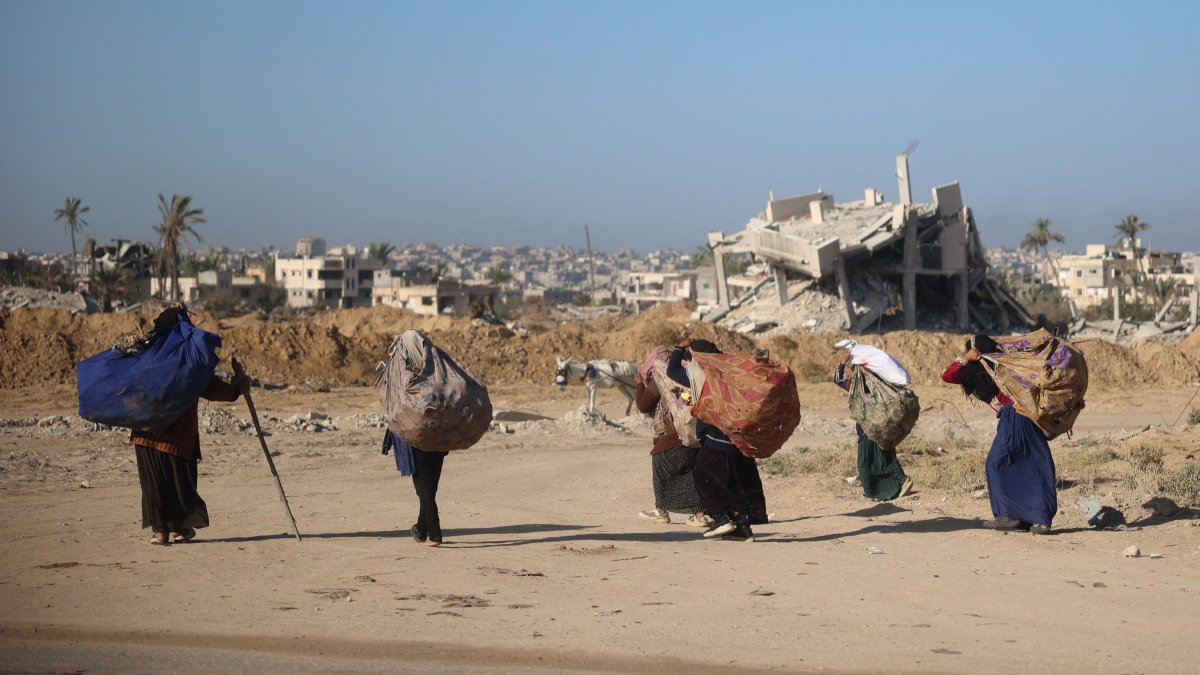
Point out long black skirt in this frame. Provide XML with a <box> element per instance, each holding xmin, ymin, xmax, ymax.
<box><xmin>651</xmin><ymin>445</ymin><xmax>704</xmax><ymax>514</ymax></box>
<box><xmin>135</xmin><ymin>444</ymin><xmax>209</xmax><ymax>533</ymax></box>
<box><xmin>692</xmin><ymin>446</ymin><xmax>768</xmax><ymax>524</ymax></box>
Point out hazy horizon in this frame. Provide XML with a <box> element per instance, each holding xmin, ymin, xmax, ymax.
<box><xmin>2</xmin><ymin>1</ymin><xmax>1198</xmax><ymax>256</ymax></box>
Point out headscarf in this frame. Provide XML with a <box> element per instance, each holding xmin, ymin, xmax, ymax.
<box><xmin>972</xmin><ymin>334</ymin><xmax>1000</xmax><ymax>355</ymax></box>
<box><xmin>639</xmin><ymin>345</ymin><xmax>671</xmax><ymax>383</ymax></box>
<box><xmin>689</xmin><ymin>339</ymin><xmax>721</xmax><ymax>354</ymax></box>
<box><xmin>959</xmin><ymin>334</ymin><xmax>1001</xmax><ymax>404</ymax></box>
<box><xmin>151</xmin><ymin>303</ymin><xmax>188</xmax><ymax>334</ymax></box>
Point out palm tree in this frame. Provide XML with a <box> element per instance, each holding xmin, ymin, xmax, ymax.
<box><xmin>82</xmin><ymin>236</ymin><xmax>98</xmax><ymax>285</ymax></box>
<box><xmin>367</xmin><ymin>242</ymin><xmax>395</xmax><ymax>264</ymax></box>
<box><xmin>260</xmin><ymin>255</ymin><xmax>276</xmax><ymax>284</ymax></box>
<box><xmin>690</xmin><ymin>244</ymin><xmax>748</xmax><ymax>276</ymax></box>
<box><xmin>1114</xmin><ymin>214</ymin><xmax>1151</xmax><ymax>272</ymax></box>
<box><xmin>30</xmin><ymin>263</ymin><xmax>69</xmax><ymax>292</ymax></box>
<box><xmin>1145</xmin><ymin>276</ymin><xmax>1180</xmax><ymax>314</ymax></box>
<box><xmin>92</xmin><ymin>265</ymin><xmax>128</xmax><ymax>312</ymax></box>
<box><xmin>485</xmin><ymin>263</ymin><xmax>513</xmax><ymax>286</ymax></box>
<box><xmin>181</xmin><ymin>252</ymin><xmax>222</xmax><ymax>278</ymax></box>
<box><xmin>155</xmin><ymin>194</ymin><xmax>206</xmax><ymax>301</ymax></box>
<box><xmin>53</xmin><ymin>196</ymin><xmax>90</xmax><ymax>276</ymax></box>
<box><xmin>1020</xmin><ymin>218</ymin><xmax>1065</xmax><ymax>285</ymax></box>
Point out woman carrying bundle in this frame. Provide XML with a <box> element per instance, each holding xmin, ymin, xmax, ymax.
<box><xmin>666</xmin><ymin>338</ymin><xmax>767</xmax><ymax>541</ymax></box>
<box><xmin>941</xmin><ymin>335</ymin><xmax>1057</xmax><ymax>535</ymax></box>
<box><xmin>832</xmin><ymin>339</ymin><xmax>915</xmax><ymax>501</ymax></box>
<box><xmin>129</xmin><ymin>306</ymin><xmax>247</xmax><ymax>546</ymax></box>
<box><xmin>377</xmin><ymin>329</ymin><xmax>492</xmax><ymax>548</ymax></box>
<box><xmin>634</xmin><ymin>346</ymin><xmax>709</xmax><ymax>528</ymax></box>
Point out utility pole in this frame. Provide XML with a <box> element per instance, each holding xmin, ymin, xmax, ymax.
<box><xmin>584</xmin><ymin>224</ymin><xmax>597</xmax><ymax>307</ymax></box>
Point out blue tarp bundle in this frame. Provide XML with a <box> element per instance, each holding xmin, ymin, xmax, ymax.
<box><xmin>76</xmin><ymin>314</ymin><xmax>222</xmax><ymax>432</ymax></box>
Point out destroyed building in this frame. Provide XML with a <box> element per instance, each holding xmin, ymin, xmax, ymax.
<box><xmin>703</xmin><ymin>154</ymin><xmax>1032</xmax><ymax>335</ymax></box>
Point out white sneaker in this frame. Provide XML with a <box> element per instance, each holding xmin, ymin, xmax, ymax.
<box><xmin>638</xmin><ymin>508</ymin><xmax>670</xmax><ymax>524</ymax></box>
<box><xmin>702</xmin><ymin>516</ymin><xmax>736</xmax><ymax>538</ymax></box>
<box><xmin>686</xmin><ymin>513</ymin><xmax>713</xmax><ymax>527</ymax></box>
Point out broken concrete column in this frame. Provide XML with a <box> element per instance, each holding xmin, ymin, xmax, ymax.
<box><xmin>835</xmin><ymin>256</ymin><xmax>856</xmax><ymax>332</ymax></box>
<box><xmin>809</xmin><ymin>200</ymin><xmax>826</xmax><ymax>223</ymax></box>
<box><xmin>1192</xmin><ymin>271</ymin><xmax>1199</xmax><ymax>327</ymax></box>
<box><xmin>902</xmin><ymin>208</ymin><xmax>918</xmax><ymax>329</ymax></box>
<box><xmin>956</xmin><ymin>271</ymin><xmax>969</xmax><ymax>330</ymax></box>
<box><xmin>896</xmin><ymin>154</ymin><xmax>912</xmax><ymax>206</ymax></box>
<box><xmin>708</xmin><ymin>231</ymin><xmax>731</xmax><ymax>312</ymax></box>
<box><xmin>773</xmin><ymin>265</ymin><xmax>788</xmax><ymax>306</ymax></box>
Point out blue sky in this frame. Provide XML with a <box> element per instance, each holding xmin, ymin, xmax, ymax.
<box><xmin>2</xmin><ymin>1</ymin><xmax>1197</xmax><ymax>255</ymax></box>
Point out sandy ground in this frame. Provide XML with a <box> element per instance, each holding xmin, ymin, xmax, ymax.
<box><xmin>1</xmin><ymin>382</ymin><xmax>1199</xmax><ymax>674</ymax></box>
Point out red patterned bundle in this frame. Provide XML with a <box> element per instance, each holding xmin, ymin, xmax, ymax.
<box><xmin>689</xmin><ymin>351</ymin><xmax>801</xmax><ymax>459</ymax></box>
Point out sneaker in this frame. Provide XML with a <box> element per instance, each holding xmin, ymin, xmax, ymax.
<box><xmin>981</xmin><ymin>516</ymin><xmax>1023</xmax><ymax>529</ymax></box>
<box><xmin>702</xmin><ymin>515</ymin><xmax>736</xmax><ymax>538</ymax></box>
<box><xmin>722</xmin><ymin>524</ymin><xmax>755</xmax><ymax>542</ymax></box>
<box><xmin>896</xmin><ymin>477</ymin><xmax>915</xmax><ymax>498</ymax></box>
<box><xmin>686</xmin><ymin>513</ymin><xmax>712</xmax><ymax>528</ymax></box>
<box><xmin>638</xmin><ymin>508</ymin><xmax>670</xmax><ymax>524</ymax></box>
<box><xmin>1029</xmin><ymin>524</ymin><xmax>1053</xmax><ymax>535</ymax></box>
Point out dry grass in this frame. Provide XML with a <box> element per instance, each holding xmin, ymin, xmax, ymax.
<box><xmin>1160</xmin><ymin>463</ymin><xmax>1200</xmax><ymax>507</ymax></box>
<box><xmin>762</xmin><ymin>443</ymin><xmax>855</xmax><ymax>478</ymax></box>
<box><xmin>891</xmin><ymin>430</ymin><xmax>985</xmax><ymax>492</ymax></box>
<box><xmin>763</xmin><ymin>430</ymin><xmax>1200</xmax><ymax>509</ymax></box>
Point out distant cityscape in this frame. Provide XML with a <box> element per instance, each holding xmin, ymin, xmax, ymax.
<box><xmin>2</xmin><ymin>158</ymin><xmax>1195</xmax><ymax>328</ymax></box>
<box><xmin>0</xmin><ymin>235</ymin><xmax>712</xmax><ymax>316</ymax></box>
<box><xmin>2</xmin><ymin>231</ymin><xmax>1195</xmax><ymax>322</ymax></box>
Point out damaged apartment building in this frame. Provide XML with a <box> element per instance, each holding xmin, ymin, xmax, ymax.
<box><xmin>702</xmin><ymin>153</ymin><xmax>1032</xmax><ymax>335</ymax></box>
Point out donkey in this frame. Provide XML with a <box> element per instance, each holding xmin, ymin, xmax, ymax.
<box><xmin>554</xmin><ymin>356</ymin><xmax>638</xmax><ymax>415</ymax></box>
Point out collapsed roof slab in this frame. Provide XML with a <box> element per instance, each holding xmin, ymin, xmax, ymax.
<box><xmin>706</xmin><ymin>172</ymin><xmax>1031</xmax><ymax>333</ymax></box>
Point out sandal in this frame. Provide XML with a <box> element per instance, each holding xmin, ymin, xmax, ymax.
<box><xmin>150</xmin><ymin>533</ymin><xmax>171</xmax><ymax>546</ymax></box>
<box><xmin>172</xmin><ymin>528</ymin><xmax>197</xmax><ymax>543</ymax></box>
<box><xmin>981</xmin><ymin>516</ymin><xmax>1023</xmax><ymax>529</ymax></box>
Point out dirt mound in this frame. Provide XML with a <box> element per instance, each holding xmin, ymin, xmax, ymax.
<box><xmin>1180</xmin><ymin>328</ymin><xmax>1200</xmax><ymax>360</ymax></box>
<box><xmin>3</xmin><ymin>306</ymin><xmax>1198</xmax><ymax>392</ymax></box>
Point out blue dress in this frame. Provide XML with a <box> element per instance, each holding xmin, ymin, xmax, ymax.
<box><xmin>987</xmin><ymin>405</ymin><xmax>1058</xmax><ymax>526</ymax></box>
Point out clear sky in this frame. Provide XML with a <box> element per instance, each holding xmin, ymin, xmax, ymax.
<box><xmin>2</xmin><ymin>1</ymin><xmax>1197</xmax><ymax>256</ymax></box>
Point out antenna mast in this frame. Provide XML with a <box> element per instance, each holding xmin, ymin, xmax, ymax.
<box><xmin>584</xmin><ymin>224</ymin><xmax>597</xmax><ymax>307</ymax></box>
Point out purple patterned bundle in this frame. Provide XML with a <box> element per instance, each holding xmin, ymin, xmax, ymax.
<box><xmin>982</xmin><ymin>329</ymin><xmax>1088</xmax><ymax>440</ymax></box>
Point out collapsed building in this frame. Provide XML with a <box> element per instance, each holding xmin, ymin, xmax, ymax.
<box><xmin>703</xmin><ymin>153</ymin><xmax>1033</xmax><ymax>335</ymax></box>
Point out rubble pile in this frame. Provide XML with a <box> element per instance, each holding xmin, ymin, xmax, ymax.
<box><xmin>490</xmin><ymin>407</ymin><xmax>638</xmax><ymax>438</ymax></box>
<box><xmin>339</xmin><ymin>413</ymin><xmax>388</xmax><ymax>429</ymax></box>
<box><xmin>273</xmin><ymin>411</ymin><xmax>337</xmax><ymax>433</ymax></box>
<box><xmin>0</xmin><ymin>287</ymin><xmax>97</xmax><ymax>313</ymax></box>
<box><xmin>200</xmin><ymin>406</ymin><xmax>253</xmax><ymax>434</ymax></box>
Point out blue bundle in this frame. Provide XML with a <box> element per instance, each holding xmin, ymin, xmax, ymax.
<box><xmin>77</xmin><ymin>314</ymin><xmax>222</xmax><ymax>432</ymax></box>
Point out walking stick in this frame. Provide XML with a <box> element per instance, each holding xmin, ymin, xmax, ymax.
<box><xmin>231</xmin><ymin>358</ymin><xmax>302</xmax><ymax>541</ymax></box>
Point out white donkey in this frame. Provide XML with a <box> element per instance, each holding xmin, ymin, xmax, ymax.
<box><xmin>554</xmin><ymin>356</ymin><xmax>638</xmax><ymax>415</ymax></box>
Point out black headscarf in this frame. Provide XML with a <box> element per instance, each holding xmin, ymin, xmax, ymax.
<box><xmin>972</xmin><ymin>334</ymin><xmax>1000</xmax><ymax>355</ymax></box>
<box><xmin>151</xmin><ymin>304</ymin><xmax>188</xmax><ymax>334</ymax></box>
<box><xmin>959</xmin><ymin>334</ymin><xmax>1000</xmax><ymax>404</ymax></box>
<box><xmin>689</xmin><ymin>339</ymin><xmax>721</xmax><ymax>355</ymax></box>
